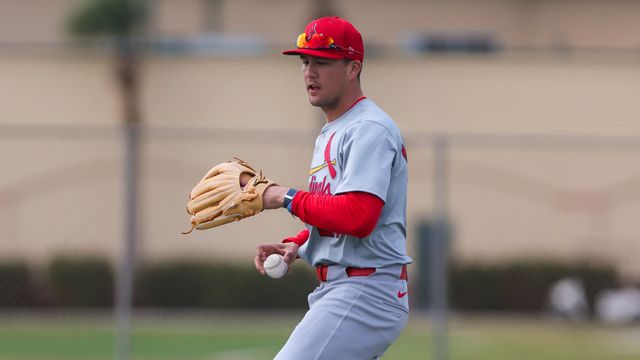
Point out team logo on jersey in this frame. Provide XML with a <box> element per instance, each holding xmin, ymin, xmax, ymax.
<box><xmin>311</xmin><ymin>132</ymin><xmax>336</xmax><ymax>235</ymax></box>
<box><xmin>309</xmin><ymin>175</ymin><xmax>332</xmax><ymax>195</ymax></box>
<box><xmin>401</xmin><ymin>143</ymin><xmax>408</xmax><ymax>162</ymax></box>
<box><xmin>309</xmin><ymin>132</ymin><xmax>337</xmax><ymax>179</ymax></box>
<box><xmin>324</xmin><ymin>132</ymin><xmax>337</xmax><ymax>178</ymax></box>
<box><xmin>308</xmin><ymin>159</ymin><xmax>336</xmax><ymax>176</ymax></box>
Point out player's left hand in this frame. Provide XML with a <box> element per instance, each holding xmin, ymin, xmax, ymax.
<box><xmin>254</xmin><ymin>242</ymin><xmax>299</xmax><ymax>275</ymax></box>
<box><xmin>182</xmin><ymin>158</ymin><xmax>276</xmax><ymax>233</ymax></box>
<box><xmin>240</xmin><ymin>172</ymin><xmax>288</xmax><ymax>210</ymax></box>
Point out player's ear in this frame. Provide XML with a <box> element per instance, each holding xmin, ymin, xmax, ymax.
<box><xmin>347</xmin><ymin>60</ymin><xmax>362</xmax><ymax>81</ymax></box>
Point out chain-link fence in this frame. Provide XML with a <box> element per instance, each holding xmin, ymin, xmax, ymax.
<box><xmin>2</xmin><ymin>44</ymin><xmax>640</xmax><ymax>358</ymax></box>
<box><xmin>2</xmin><ymin>124</ymin><xmax>640</xmax><ymax>358</ymax></box>
<box><xmin>411</xmin><ymin>134</ymin><xmax>640</xmax><ymax>339</ymax></box>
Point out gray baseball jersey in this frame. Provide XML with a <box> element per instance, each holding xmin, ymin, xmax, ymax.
<box><xmin>276</xmin><ymin>98</ymin><xmax>410</xmax><ymax>360</ymax></box>
<box><xmin>297</xmin><ymin>98</ymin><xmax>412</xmax><ymax>268</ymax></box>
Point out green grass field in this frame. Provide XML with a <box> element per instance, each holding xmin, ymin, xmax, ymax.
<box><xmin>0</xmin><ymin>312</ymin><xmax>638</xmax><ymax>360</ymax></box>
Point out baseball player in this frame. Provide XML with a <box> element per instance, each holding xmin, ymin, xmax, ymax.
<box><xmin>254</xmin><ymin>16</ymin><xmax>411</xmax><ymax>359</ymax></box>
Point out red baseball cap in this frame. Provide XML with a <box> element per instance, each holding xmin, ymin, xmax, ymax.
<box><xmin>283</xmin><ymin>16</ymin><xmax>364</xmax><ymax>62</ymax></box>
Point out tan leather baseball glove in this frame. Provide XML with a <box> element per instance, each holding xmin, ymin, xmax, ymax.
<box><xmin>182</xmin><ymin>158</ymin><xmax>275</xmax><ymax>234</ymax></box>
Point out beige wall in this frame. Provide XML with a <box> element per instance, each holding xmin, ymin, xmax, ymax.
<box><xmin>151</xmin><ymin>0</ymin><xmax>204</xmax><ymax>36</ymax></box>
<box><xmin>2</xmin><ymin>0</ymin><xmax>640</xmax><ymax>51</ymax></box>
<box><xmin>1</xmin><ymin>53</ymin><xmax>640</xmax><ymax>277</ymax></box>
<box><xmin>0</xmin><ymin>0</ymin><xmax>78</xmax><ymax>43</ymax></box>
<box><xmin>340</xmin><ymin>0</ymin><xmax>640</xmax><ymax>49</ymax></box>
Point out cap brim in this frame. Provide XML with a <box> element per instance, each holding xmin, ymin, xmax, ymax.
<box><xmin>282</xmin><ymin>48</ymin><xmax>346</xmax><ymax>59</ymax></box>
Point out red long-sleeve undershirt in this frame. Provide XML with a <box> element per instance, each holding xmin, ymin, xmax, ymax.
<box><xmin>282</xmin><ymin>191</ymin><xmax>384</xmax><ymax>246</ymax></box>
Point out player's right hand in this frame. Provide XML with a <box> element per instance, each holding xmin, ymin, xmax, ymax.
<box><xmin>254</xmin><ymin>243</ymin><xmax>299</xmax><ymax>275</ymax></box>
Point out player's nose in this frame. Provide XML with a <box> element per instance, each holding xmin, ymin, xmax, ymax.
<box><xmin>303</xmin><ymin>64</ymin><xmax>318</xmax><ymax>78</ymax></box>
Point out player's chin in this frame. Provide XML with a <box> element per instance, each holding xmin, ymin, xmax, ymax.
<box><xmin>308</xmin><ymin>96</ymin><xmax>324</xmax><ymax>107</ymax></box>
<box><xmin>308</xmin><ymin>95</ymin><xmax>334</xmax><ymax>108</ymax></box>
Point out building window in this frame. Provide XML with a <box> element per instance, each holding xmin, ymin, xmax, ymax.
<box><xmin>405</xmin><ymin>32</ymin><xmax>500</xmax><ymax>54</ymax></box>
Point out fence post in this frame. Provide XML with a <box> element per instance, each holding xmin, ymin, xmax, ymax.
<box><xmin>431</xmin><ymin>136</ymin><xmax>450</xmax><ymax>360</ymax></box>
<box><xmin>115</xmin><ymin>122</ymin><xmax>139</xmax><ymax>360</ymax></box>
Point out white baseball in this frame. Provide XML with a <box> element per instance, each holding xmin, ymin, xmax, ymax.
<box><xmin>263</xmin><ymin>254</ymin><xmax>288</xmax><ymax>279</ymax></box>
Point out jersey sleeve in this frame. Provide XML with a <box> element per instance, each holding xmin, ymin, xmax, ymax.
<box><xmin>282</xmin><ymin>228</ymin><xmax>309</xmax><ymax>247</ymax></box>
<box><xmin>334</xmin><ymin>121</ymin><xmax>396</xmax><ymax>202</ymax></box>
<box><xmin>290</xmin><ymin>191</ymin><xmax>384</xmax><ymax>238</ymax></box>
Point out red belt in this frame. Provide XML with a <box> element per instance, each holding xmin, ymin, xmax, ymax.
<box><xmin>316</xmin><ymin>264</ymin><xmax>408</xmax><ymax>282</ymax></box>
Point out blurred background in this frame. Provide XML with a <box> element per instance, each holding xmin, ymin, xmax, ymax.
<box><xmin>1</xmin><ymin>0</ymin><xmax>640</xmax><ymax>359</ymax></box>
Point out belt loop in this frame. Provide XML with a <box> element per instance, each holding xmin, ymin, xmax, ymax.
<box><xmin>345</xmin><ymin>267</ymin><xmax>376</xmax><ymax>277</ymax></box>
<box><xmin>315</xmin><ymin>265</ymin><xmax>328</xmax><ymax>282</ymax></box>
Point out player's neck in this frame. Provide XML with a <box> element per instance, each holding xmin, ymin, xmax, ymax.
<box><xmin>323</xmin><ymin>87</ymin><xmax>365</xmax><ymax>123</ymax></box>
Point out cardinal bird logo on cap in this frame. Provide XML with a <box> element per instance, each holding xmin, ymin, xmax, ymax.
<box><xmin>296</xmin><ymin>22</ymin><xmax>335</xmax><ymax>50</ymax></box>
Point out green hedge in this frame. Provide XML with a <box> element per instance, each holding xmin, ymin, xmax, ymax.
<box><xmin>0</xmin><ymin>257</ymin><xmax>622</xmax><ymax>311</ymax></box>
<box><xmin>135</xmin><ymin>260</ymin><xmax>317</xmax><ymax>309</ymax></box>
<box><xmin>4</xmin><ymin>257</ymin><xmax>316</xmax><ymax>309</ymax></box>
<box><xmin>449</xmin><ymin>260</ymin><xmax>618</xmax><ymax>312</ymax></box>
<box><xmin>48</xmin><ymin>257</ymin><xmax>114</xmax><ymax>307</ymax></box>
<box><xmin>0</xmin><ymin>262</ymin><xmax>34</xmax><ymax>307</ymax></box>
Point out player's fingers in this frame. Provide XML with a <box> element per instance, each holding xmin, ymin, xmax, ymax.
<box><xmin>283</xmin><ymin>250</ymin><xmax>297</xmax><ymax>264</ymax></box>
<box><xmin>254</xmin><ymin>255</ymin><xmax>266</xmax><ymax>275</ymax></box>
<box><xmin>240</xmin><ymin>172</ymin><xmax>253</xmax><ymax>188</ymax></box>
<box><xmin>255</xmin><ymin>245</ymin><xmax>268</xmax><ymax>261</ymax></box>
<box><xmin>282</xmin><ymin>244</ymin><xmax>298</xmax><ymax>264</ymax></box>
